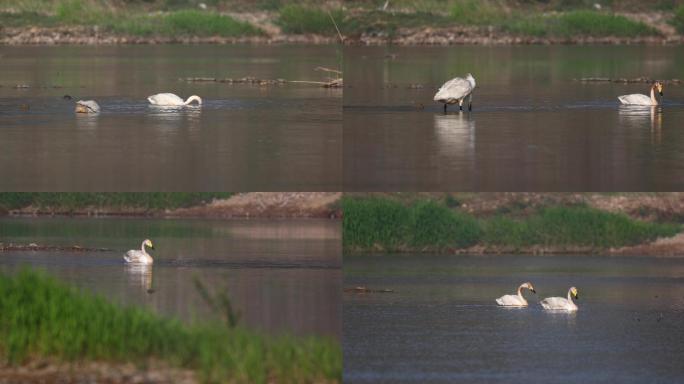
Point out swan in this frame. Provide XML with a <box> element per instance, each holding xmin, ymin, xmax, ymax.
<box><xmin>540</xmin><ymin>287</ymin><xmax>579</xmax><ymax>311</ymax></box>
<box><xmin>496</xmin><ymin>282</ymin><xmax>536</xmax><ymax>307</ymax></box>
<box><xmin>147</xmin><ymin>93</ymin><xmax>202</xmax><ymax>106</ymax></box>
<box><xmin>618</xmin><ymin>82</ymin><xmax>663</xmax><ymax>106</ymax></box>
<box><xmin>123</xmin><ymin>239</ymin><xmax>154</xmax><ymax>265</ymax></box>
<box><xmin>434</xmin><ymin>73</ymin><xmax>476</xmax><ymax>113</ymax></box>
<box><xmin>75</xmin><ymin>100</ymin><xmax>100</xmax><ymax>114</ymax></box>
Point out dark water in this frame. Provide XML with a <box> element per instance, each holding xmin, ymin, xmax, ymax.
<box><xmin>0</xmin><ymin>45</ymin><xmax>341</xmax><ymax>191</ymax></box>
<box><xmin>344</xmin><ymin>254</ymin><xmax>684</xmax><ymax>383</ymax></box>
<box><xmin>0</xmin><ymin>217</ymin><xmax>341</xmax><ymax>338</ymax></box>
<box><xmin>344</xmin><ymin>46</ymin><xmax>684</xmax><ymax>191</ymax></box>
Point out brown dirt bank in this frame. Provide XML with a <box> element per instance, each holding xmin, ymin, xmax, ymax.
<box><xmin>5</xmin><ymin>192</ymin><xmax>342</xmax><ymax>219</ymax></box>
<box><xmin>345</xmin><ymin>27</ymin><xmax>684</xmax><ymax>46</ymax></box>
<box><xmin>355</xmin><ymin>192</ymin><xmax>684</xmax><ymax>222</ymax></box>
<box><xmin>0</xmin><ymin>26</ymin><xmax>337</xmax><ymax>45</ymax></box>
<box><xmin>0</xmin><ymin>359</ymin><xmax>196</xmax><ymax>384</ymax></box>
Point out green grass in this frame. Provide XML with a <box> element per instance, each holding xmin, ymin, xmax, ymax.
<box><xmin>277</xmin><ymin>5</ymin><xmax>344</xmax><ymax>35</ymax></box>
<box><xmin>672</xmin><ymin>5</ymin><xmax>684</xmax><ymax>34</ymax></box>
<box><xmin>343</xmin><ymin>197</ymin><xmax>680</xmax><ymax>253</ymax></box>
<box><xmin>0</xmin><ymin>193</ymin><xmax>233</xmax><ymax>212</ymax></box>
<box><xmin>0</xmin><ymin>269</ymin><xmax>341</xmax><ymax>383</ymax></box>
<box><xmin>450</xmin><ymin>0</ymin><xmax>505</xmax><ymax>25</ymax></box>
<box><xmin>342</xmin><ymin>197</ymin><xmax>481</xmax><ymax>252</ymax></box>
<box><xmin>504</xmin><ymin>11</ymin><xmax>658</xmax><ymax>38</ymax></box>
<box><xmin>0</xmin><ymin>0</ymin><xmax>264</xmax><ymax>37</ymax></box>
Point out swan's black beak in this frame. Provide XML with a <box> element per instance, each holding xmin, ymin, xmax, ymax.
<box><xmin>575</xmin><ymin>294</ymin><xmax>579</xmax><ymax>300</ymax></box>
<box><xmin>659</xmin><ymin>91</ymin><xmax>664</xmax><ymax>97</ymax></box>
<box><xmin>531</xmin><ymin>289</ymin><xmax>537</xmax><ymax>294</ymax></box>
<box><xmin>150</xmin><ymin>245</ymin><xmax>155</xmax><ymax>250</ymax></box>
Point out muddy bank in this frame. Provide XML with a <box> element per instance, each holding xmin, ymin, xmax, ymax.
<box><xmin>4</xmin><ymin>192</ymin><xmax>342</xmax><ymax>219</ymax></box>
<box><xmin>0</xmin><ymin>26</ymin><xmax>336</xmax><ymax>45</ymax></box>
<box><xmin>0</xmin><ymin>243</ymin><xmax>110</xmax><ymax>252</ymax></box>
<box><xmin>348</xmin><ymin>27</ymin><xmax>683</xmax><ymax>46</ymax></box>
<box><xmin>0</xmin><ymin>359</ymin><xmax>196</xmax><ymax>384</ymax></box>
<box><xmin>4</xmin><ymin>25</ymin><xmax>681</xmax><ymax>45</ymax></box>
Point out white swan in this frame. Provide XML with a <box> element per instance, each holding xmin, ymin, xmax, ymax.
<box><xmin>434</xmin><ymin>73</ymin><xmax>476</xmax><ymax>112</ymax></box>
<box><xmin>618</xmin><ymin>82</ymin><xmax>663</xmax><ymax>106</ymax></box>
<box><xmin>540</xmin><ymin>287</ymin><xmax>579</xmax><ymax>311</ymax></box>
<box><xmin>147</xmin><ymin>93</ymin><xmax>202</xmax><ymax>106</ymax></box>
<box><xmin>123</xmin><ymin>239</ymin><xmax>154</xmax><ymax>265</ymax></box>
<box><xmin>75</xmin><ymin>100</ymin><xmax>100</xmax><ymax>113</ymax></box>
<box><xmin>496</xmin><ymin>282</ymin><xmax>536</xmax><ymax>307</ymax></box>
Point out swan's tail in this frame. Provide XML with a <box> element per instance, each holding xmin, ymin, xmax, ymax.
<box><xmin>617</xmin><ymin>95</ymin><xmax>628</xmax><ymax>105</ymax></box>
<box><xmin>495</xmin><ymin>297</ymin><xmax>504</xmax><ymax>305</ymax></box>
<box><xmin>147</xmin><ymin>97</ymin><xmax>156</xmax><ymax>105</ymax></box>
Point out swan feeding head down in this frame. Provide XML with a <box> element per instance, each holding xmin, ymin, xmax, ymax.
<box><xmin>434</xmin><ymin>73</ymin><xmax>476</xmax><ymax>113</ymax></box>
<box><xmin>496</xmin><ymin>282</ymin><xmax>537</xmax><ymax>307</ymax></box>
<box><xmin>148</xmin><ymin>93</ymin><xmax>202</xmax><ymax>106</ymax></box>
<box><xmin>618</xmin><ymin>81</ymin><xmax>664</xmax><ymax>106</ymax></box>
<box><xmin>75</xmin><ymin>100</ymin><xmax>100</xmax><ymax>114</ymax></box>
<box><xmin>540</xmin><ymin>286</ymin><xmax>579</xmax><ymax>311</ymax></box>
<box><xmin>123</xmin><ymin>239</ymin><xmax>154</xmax><ymax>265</ymax></box>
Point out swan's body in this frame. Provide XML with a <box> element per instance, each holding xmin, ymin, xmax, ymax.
<box><xmin>496</xmin><ymin>282</ymin><xmax>536</xmax><ymax>307</ymax></box>
<box><xmin>147</xmin><ymin>93</ymin><xmax>202</xmax><ymax>106</ymax></box>
<box><xmin>75</xmin><ymin>100</ymin><xmax>100</xmax><ymax>113</ymax></box>
<box><xmin>540</xmin><ymin>287</ymin><xmax>579</xmax><ymax>311</ymax></box>
<box><xmin>123</xmin><ymin>239</ymin><xmax>154</xmax><ymax>265</ymax></box>
<box><xmin>618</xmin><ymin>82</ymin><xmax>663</xmax><ymax>106</ymax></box>
<box><xmin>434</xmin><ymin>73</ymin><xmax>476</xmax><ymax>112</ymax></box>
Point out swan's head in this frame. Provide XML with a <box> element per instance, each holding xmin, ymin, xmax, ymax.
<box><xmin>522</xmin><ymin>282</ymin><xmax>536</xmax><ymax>294</ymax></box>
<box><xmin>186</xmin><ymin>95</ymin><xmax>203</xmax><ymax>105</ymax></box>
<box><xmin>654</xmin><ymin>82</ymin><xmax>664</xmax><ymax>97</ymax></box>
<box><xmin>570</xmin><ymin>286</ymin><xmax>579</xmax><ymax>300</ymax></box>
<box><xmin>143</xmin><ymin>239</ymin><xmax>154</xmax><ymax>250</ymax></box>
<box><xmin>465</xmin><ymin>73</ymin><xmax>476</xmax><ymax>88</ymax></box>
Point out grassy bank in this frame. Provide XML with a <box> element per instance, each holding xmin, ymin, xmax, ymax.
<box><xmin>342</xmin><ymin>196</ymin><xmax>680</xmax><ymax>253</ymax></box>
<box><xmin>0</xmin><ymin>269</ymin><xmax>340</xmax><ymax>383</ymax></box>
<box><xmin>0</xmin><ymin>0</ymin><xmax>674</xmax><ymax>42</ymax></box>
<box><xmin>0</xmin><ymin>193</ymin><xmax>232</xmax><ymax>213</ymax></box>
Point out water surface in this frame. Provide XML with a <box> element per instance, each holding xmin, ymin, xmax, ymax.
<box><xmin>0</xmin><ymin>45</ymin><xmax>341</xmax><ymax>191</ymax></box>
<box><xmin>0</xmin><ymin>217</ymin><xmax>341</xmax><ymax>338</ymax></box>
<box><xmin>344</xmin><ymin>254</ymin><xmax>684</xmax><ymax>383</ymax></box>
<box><xmin>344</xmin><ymin>46</ymin><xmax>684</xmax><ymax>191</ymax></box>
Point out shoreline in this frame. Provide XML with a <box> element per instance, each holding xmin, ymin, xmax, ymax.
<box><xmin>344</xmin><ymin>232</ymin><xmax>684</xmax><ymax>258</ymax></box>
<box><xmin>2</xmin><ymin>26</ymin><xmax>681</xmax><ymax>46</ymax></box>
<box><xmin>1</xmin><ymin>192</ymin><xmax>342</xmax><ymax>219</ymax></box>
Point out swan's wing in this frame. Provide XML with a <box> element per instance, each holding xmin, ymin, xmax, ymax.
<box><xmin>434</xmin><ymin>77</ymin><xmax>472</xmax><ymax>102</ymax></box>
<box><xmin>540</xmin><ymin>297</ymin><xmax>569</xmax><ymax>309</ymax></box>
<box><xmin>124</xmin><ymin>250</ymin><xmax>142</xmax><ymax>263</ymax></box>
<box><xmin>618</xmin><ymin>94</ymin><xmax>652</xmax><ymax>105</ymax></box>
<box><xmin>496</xmin><ymin>294</ymin><xmax>525</xmax><ymax>306</ymax></box>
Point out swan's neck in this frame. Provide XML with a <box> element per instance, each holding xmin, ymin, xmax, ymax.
<box><xmin>184</xmin><ymin>95</ymin><xmax>201</xmax><ymax>105</ymax></box>
<box><xmin>567</xmin><ymin>289</ymin><xmax>574</xmax><ymax>302</ymax></box>
<box><xmin>141</xmin><ymin>242</ymin><xmax>148</xmax><ymax>254</ymax></box>
<box><xmin>517</xmin><ymin>285</ymin><xmax>524</xmax><ymax>298</ymax></box>
<box><xmin>650</xmin><ymin>87</ymin><xmax>658</xmax><ymax>105</ymax></box>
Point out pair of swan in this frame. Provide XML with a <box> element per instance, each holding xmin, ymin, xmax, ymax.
<box><xmin>123</xmin><ymin>239</ymin><xmax>154</xmax><ymax>265</ymax></box>
<box><xmin>496</xmin><ymin>282</ymin><xmax>579</xmax><ymax>311</ymax></box>
<box><xmin>434</xmin><ymin>74</ymin><xmax>665</xmax><ymax>110</ymax></box>
<box><xmin>73</xmin><ymin>93</ymin><xmax>202</xmax><ymax>114</ymax></box>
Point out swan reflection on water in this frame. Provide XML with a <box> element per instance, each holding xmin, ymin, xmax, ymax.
<box><xmin>618</xmin><ymin>105</ymin><xmax>662</xmax><ymax>144</ymax></box>
<box><xmin>124</xmin><ymin>263</ymin><xmax>154</xmax><ymax>294</ymax></box>
<box><xmin>433</xmin><ymin>113</ymin><xmax>476</xmax><ymax>156</ymax></box>
<box><xmin>75</xmin><ymin>113</ymin><xmax>100</xmax><ymax>130</ymax></box>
